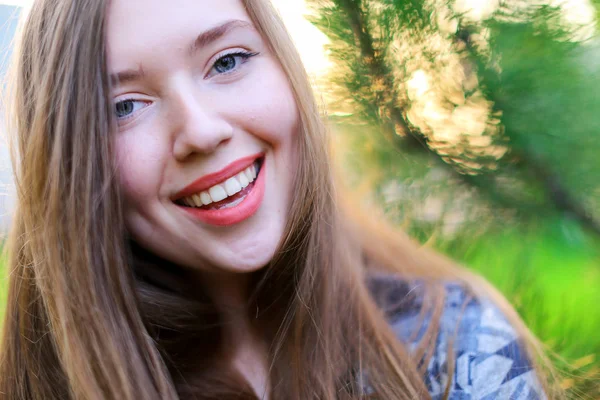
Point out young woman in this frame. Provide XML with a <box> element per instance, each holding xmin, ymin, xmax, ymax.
<box><xmin>0</xmin><ymin>0</ymin><xmax>560</xmax><ymax>399</ymax></box>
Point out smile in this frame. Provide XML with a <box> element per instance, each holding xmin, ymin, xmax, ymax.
<box><xmin>173</xmin><ymin>154</ymin><xmax>266</xmax><ymax>226</ymax></box>
<box><xmin>178</xmin><ymin>161</ymin><xmax>259</xmax><ymax>209</ymax></box>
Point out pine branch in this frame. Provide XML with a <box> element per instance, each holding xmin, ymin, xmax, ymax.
<box><xmin>456</xmin><ymin>26</ymin><xmax>600</xmax><ymax>235</ymax></box>
<box><xmin>333</xmin><ymin>0</ymin><xmax>427</xmax><ymax>150</ymax></box>
<box><xmin>323</xmin><ymin>0</ymin><xmax>550</xmax><ymax>217</ymax></box>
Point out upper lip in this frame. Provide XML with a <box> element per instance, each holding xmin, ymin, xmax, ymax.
<box><xmin>172</xmin><ymin>152</ymin><xmax>264</xmax><ymax>200</ymax></box>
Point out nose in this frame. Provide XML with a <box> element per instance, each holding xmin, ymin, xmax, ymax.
<box><xmin>171</xmin><ymin>87</ymin><xmax>233</xmax><ymax>161</ymax></box>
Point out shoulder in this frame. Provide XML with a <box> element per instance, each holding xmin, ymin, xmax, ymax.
<box><xmin>366</xmin><ymin>273</ymin><xmax>547</xmax><ymax>400</ymax></box>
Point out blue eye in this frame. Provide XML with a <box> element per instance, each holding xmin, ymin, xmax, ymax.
<box><xmin>209</xmin><ymin>51</ymin><xmax>259</xmax><ymax>76</ymax></box>
<box><xmin>114</xmin><ymin>99</ymin><xmax>148</xmax><ymax>119</ymax></box>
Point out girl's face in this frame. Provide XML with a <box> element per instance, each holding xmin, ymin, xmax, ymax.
<box><xmin>107</xmin><ymin>0</ymin><xmax>299</xmax><ymax>274</ymax></box>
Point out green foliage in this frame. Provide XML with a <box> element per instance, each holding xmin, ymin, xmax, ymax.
<box><xmin>463</xmin><ymin>5</ymin><xmax>600</xmax><ymax>222</ymax></box>
<box><xmin>311</xmin><ymin>0</ymin><xmax>600</xmax><ymax>228</ymax></box>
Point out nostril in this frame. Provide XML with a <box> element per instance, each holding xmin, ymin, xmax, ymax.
<box><xmin>172</xmin><ymin>110</ymin><xmax>234</xmax><ymax>161</ymax></box>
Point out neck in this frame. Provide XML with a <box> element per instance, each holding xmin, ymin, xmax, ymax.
<box><xmin>196</xmin><ymin>269</ymin><xmax>257</xmax><ymax>336</ymax></box>
<box><xmin>197</xmin><ymin>269</ymin><xmax>270</xmax><ymax>399</ymax></box>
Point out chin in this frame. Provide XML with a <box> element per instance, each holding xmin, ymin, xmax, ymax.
<box><xmin>225</xmin><ymin>244</ymin><xmax>279</xmax><ymax>273</ymax></box>
<box><xmin>215</xmin><ymin>226</ymin><xmax>284</xmax><ymax>273</ymax></box>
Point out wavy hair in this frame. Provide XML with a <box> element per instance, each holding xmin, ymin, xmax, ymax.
<box><xmin>0</xmin><ymin>0</ymin><xmax>560</xmax><ymax>399</ymax></box>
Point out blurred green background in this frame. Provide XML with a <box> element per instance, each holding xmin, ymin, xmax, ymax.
<box><xmin>1</xmin><ymin>0</ymin><xmax>599</xmax><ymax>397</ymax></box>
<box><xmin>310</xmin><ymin>0</ymin><xmax>600</xmax><ymax>397</ymax></box>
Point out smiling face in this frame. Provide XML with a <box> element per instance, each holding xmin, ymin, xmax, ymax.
<box><xmin>106</xmin><ymin>0</ymin><xmax>299</xmax><ymax>274</ymax></box>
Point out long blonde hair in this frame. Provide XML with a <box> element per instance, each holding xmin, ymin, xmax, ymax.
<box><xmin>0</xmin><ymin>0</ymin><xmax>560</xmax><ymax>399</ymax></box>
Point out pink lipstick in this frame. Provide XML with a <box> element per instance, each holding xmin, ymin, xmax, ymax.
<box><xmin>173</xmin><ymin>153</ymin><xmax>266</xmax><ymax>226</ymax></box>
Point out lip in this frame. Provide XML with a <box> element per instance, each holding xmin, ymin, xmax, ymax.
<box><xmin>172</xmin><ymin>152</ymin><xmax>264</xmax><ymax>200</ymax></box>
<box><xmin>178</xmin><ymin>158</ymin><xmax>266</xmax><ymax>226</ymax></box>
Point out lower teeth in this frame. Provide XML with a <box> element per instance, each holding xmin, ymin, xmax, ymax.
<box><xmin>221</xmin><ymin>196</ymin><xmax>246</xmax><ymax>209</ymax></box>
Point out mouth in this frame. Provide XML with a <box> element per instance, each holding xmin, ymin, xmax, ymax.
<box><xmin>174</xmin><ymin>157</ymin><xmax>263</xmax><ymax>210</ymax></box>
<box><xmin>172</xmin><ymin>156</ymin><xmax>266</xmax><ymax>227</ymax></box>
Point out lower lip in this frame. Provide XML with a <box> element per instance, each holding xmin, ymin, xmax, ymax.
<box><xmin>179</xmin><ymin>161</ymin><xmax>266</xmax><ymax>226</ymax></box>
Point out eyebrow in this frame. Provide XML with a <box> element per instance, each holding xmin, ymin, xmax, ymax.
<box><xmin>109</xmin><ymin>19</ymin><xmax>254</xmax><ymax>87</ymax></box>
<box><xmin>189</xmin><ymin>19</ymin><xmax>254</xmax><ymax>56</ymax></box>
<box><xmin>110</xmin><ymin>67</ymin><xmax>145</xmax><ymax>86</ymax></box>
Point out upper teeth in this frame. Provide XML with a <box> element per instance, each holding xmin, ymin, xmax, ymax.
<box><xmin>181</xmin><ymin>163</ymin><xmax>258</xmax><ymax>207</ymax></box>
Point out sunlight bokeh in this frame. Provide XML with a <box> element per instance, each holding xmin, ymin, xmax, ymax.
<box><xmin>269</xmin><ymin>0</ymin><xmax>331</xmax><ymax>77</ymax></box>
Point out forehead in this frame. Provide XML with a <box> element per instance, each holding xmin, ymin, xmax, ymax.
<box><xmin>106</xmin><ymin>0</ymin><xmax>252</xmax><ymax>68</ymax></box>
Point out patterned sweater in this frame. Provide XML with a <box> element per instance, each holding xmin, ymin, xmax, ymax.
<box><xmin>367</xmin><ymin>274</ymin><xmax>547</xmax><ymax>399</ymax></box>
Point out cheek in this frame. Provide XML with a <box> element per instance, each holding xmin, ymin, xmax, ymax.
<box><xmin>257</xmin><ymin>96</ymin><xmax>299</xmax><ymax>145</ymax></box>
<box><xmin>231</xmin><ymin>61</ymin><xmax>300</xmax><ymax>146</ymax></box>
<box><xmin>114</xmin><ymin>132</ymin><xmax>167</xmax><ymax>203</ymax></box>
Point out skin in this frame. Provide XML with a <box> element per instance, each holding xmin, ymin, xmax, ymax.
<box><xmin>106</xmin><ymin>0</ymin><xmax>300</xmax><ymax>396</ymax></box>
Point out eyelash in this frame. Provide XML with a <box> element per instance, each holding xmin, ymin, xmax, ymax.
<box><xmin>207</xmin><ymin>49</ymin><xmax>260</xmax><ymax>77</ymax></box>
<box><xmin>113</xmin><ymin>50</ymin><xmax>260</xmax><ymax>121</ymax></box>
<box><xmin>114</xmin><ymin>98</ymin><xmax>149</xmax><ymax>121</ymax></box>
